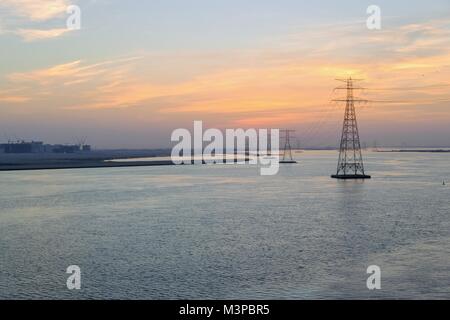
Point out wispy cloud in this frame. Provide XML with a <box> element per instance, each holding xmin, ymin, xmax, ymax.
<box><xmin>10</xmin><ymin>60</ymin><xmax>87</xmax><ymax>83</ymax></box>
<box><xmin>3</xmin><ymin>56</ymin><xmax>144</xmax><ymax>111</ymax></box>
<box><xmin>0</xmin><ymin>0</ymin><xmax>75</xmax><ymax>41</ymax></box>
<box><xmin>15</xmin><ymin>28</ymin><xmax>72</xmax><ymax>41</ymax></box>
<box><xmin>0</xmin><ymin>87</ymin><xmax>30</xmax><ymax>103</ymax></box>
<box><xmin>0</xmin><ymin>94</ymin><xmax>30</xmax><ymax>103</ymax></box>
<box><xmin>0</xmin><ymin>0</ymin><xmax>70</xmax><ymax>21</ymax></box>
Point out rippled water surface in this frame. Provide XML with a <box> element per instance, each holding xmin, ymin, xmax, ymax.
<box><xmin>0</xmin><ymin>151</ymin><xmax>449</xmax><ymax>299</ymax></box>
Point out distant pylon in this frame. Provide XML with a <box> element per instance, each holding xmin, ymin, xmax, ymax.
<box><xmin>331</xmin><ymin>77</ymin><xmax>371</xmax><ymax>179</ymax></box>
<box><xmin>280</xmin><ymin>129</ymin><xmax>297</xmax><ymax>164</ymax></box>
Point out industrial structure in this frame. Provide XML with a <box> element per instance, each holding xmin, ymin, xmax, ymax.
<box><xmin>331</xmin><ymin>78</ymin><xmax>371</xmax><ymax>179</ymax></box>
<box><xmin>280</xmin><ymin>129</ymin><xmax>297</xmax><ymax>164</ymax></box>
<box><xmin>0</xmin><ymin>140</ymin><xmax>91</xmax><ymax>154</ymax></box>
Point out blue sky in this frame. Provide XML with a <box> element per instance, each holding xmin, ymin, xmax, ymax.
<box><xmin>0</xmin><ymin>1</ymin><xmax>447</xmax><ymax>66</ymax></box>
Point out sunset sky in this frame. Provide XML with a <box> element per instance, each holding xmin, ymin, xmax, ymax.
<box><xmin>1</xmin><ymin>0</ymin><xmax>450</xmax><ymax>148</ymax></box>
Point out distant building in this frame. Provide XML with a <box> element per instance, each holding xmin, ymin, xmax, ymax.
<box><xmin>0</xmin><ymin>141</ymin><xmax>44</xmax><ymax>154</ymax></box>
<box><xmin>82</xmin><ymin>145</ymin><xmax>91</xmax><ymax>152</ymax></box>
<box><xmin>52</xmin><ymin>145</ymin><xmax>81</xmax><ymax>154</ymax></box>
<box><xmin>0</xmin><ymin>141</ymin><xmax>91</xmax><ymax>154</ymax></box>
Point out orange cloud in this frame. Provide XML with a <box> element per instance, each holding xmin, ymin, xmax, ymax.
<box><xmin>0</xmin><ymin>0</ymin><xmax>76</xmax><ymax>41</ymax></box>
<box><xmin>0</xmin><ymin>0</ymin><xmax>70</xmax><ymax>21</ymax></box>
<box><xmin>16</xmin><ymin>28</ymin><xmax>72</xmax><ymax>41</ymax></box>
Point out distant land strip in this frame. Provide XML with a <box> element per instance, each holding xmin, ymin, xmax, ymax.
<box><xmin>0</xmin><ymin>150</ymin><xmax>252</xmax><ymax>172</ymax></box>
<box><xmin>378</xmin><ymin>149</ymin><xmax>450</xmax><ymax>153</ymax></box>
<box><xmin>0</xmin><ymin>150</ymin><xmax>172</xmax><ymax>172</ymax></box>
<box><xmin>0</xmin><ymin>160</ymin><xmax>175</xmax><ymax>172</ymax></box>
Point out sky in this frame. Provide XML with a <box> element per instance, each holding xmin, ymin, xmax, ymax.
<box><xmin>0</xmin><ymin>0</ymin><xmax>450</xmax><ymax>148</ymax></box>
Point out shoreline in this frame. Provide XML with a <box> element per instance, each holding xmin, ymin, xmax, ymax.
<box><xmin>0</xmin><ymin>160</ymin><xmax>175</xmax><ymax>172</ymax></box>
<box><xmin>0</xmin><ymin>150</ymin><xmax>174</xmax><ymax>172</ymax></box>
<box><xmin>0</xmin><ymin>150</ymin><xmax>253</xmax><ymax>171</ymax></box>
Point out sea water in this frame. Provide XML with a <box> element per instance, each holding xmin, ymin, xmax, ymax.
<box><xmin>0</xmin><ymin>151</ymin><xmax>449</xmax><ymax>299</ymax></box>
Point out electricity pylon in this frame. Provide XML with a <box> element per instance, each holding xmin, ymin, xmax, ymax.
<box><xmin>331</xmin><ymin>78</ymin><xmax>371</xmax><ymax>179</ymax></box>
<box><xmin>280</xmin><ymin>129</ymin><xmax>297</xmax><ymax>163</ymax></box>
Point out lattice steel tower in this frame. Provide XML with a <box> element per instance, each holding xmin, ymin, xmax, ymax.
<box><xmin>331</xmin><ymin>78</ymin><xmax>371</xmax><ymax>179</ymax></box>
<box><xmin>280</xmin><ymin>129</ymin><xmax>297</xmax><ymax>163</ymax></box>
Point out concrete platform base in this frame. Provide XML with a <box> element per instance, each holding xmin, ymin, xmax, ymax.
<box><xmin>331</xmin><ymin>174</ymin><xmax>371</xmax><ymax>180</ymax></box>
